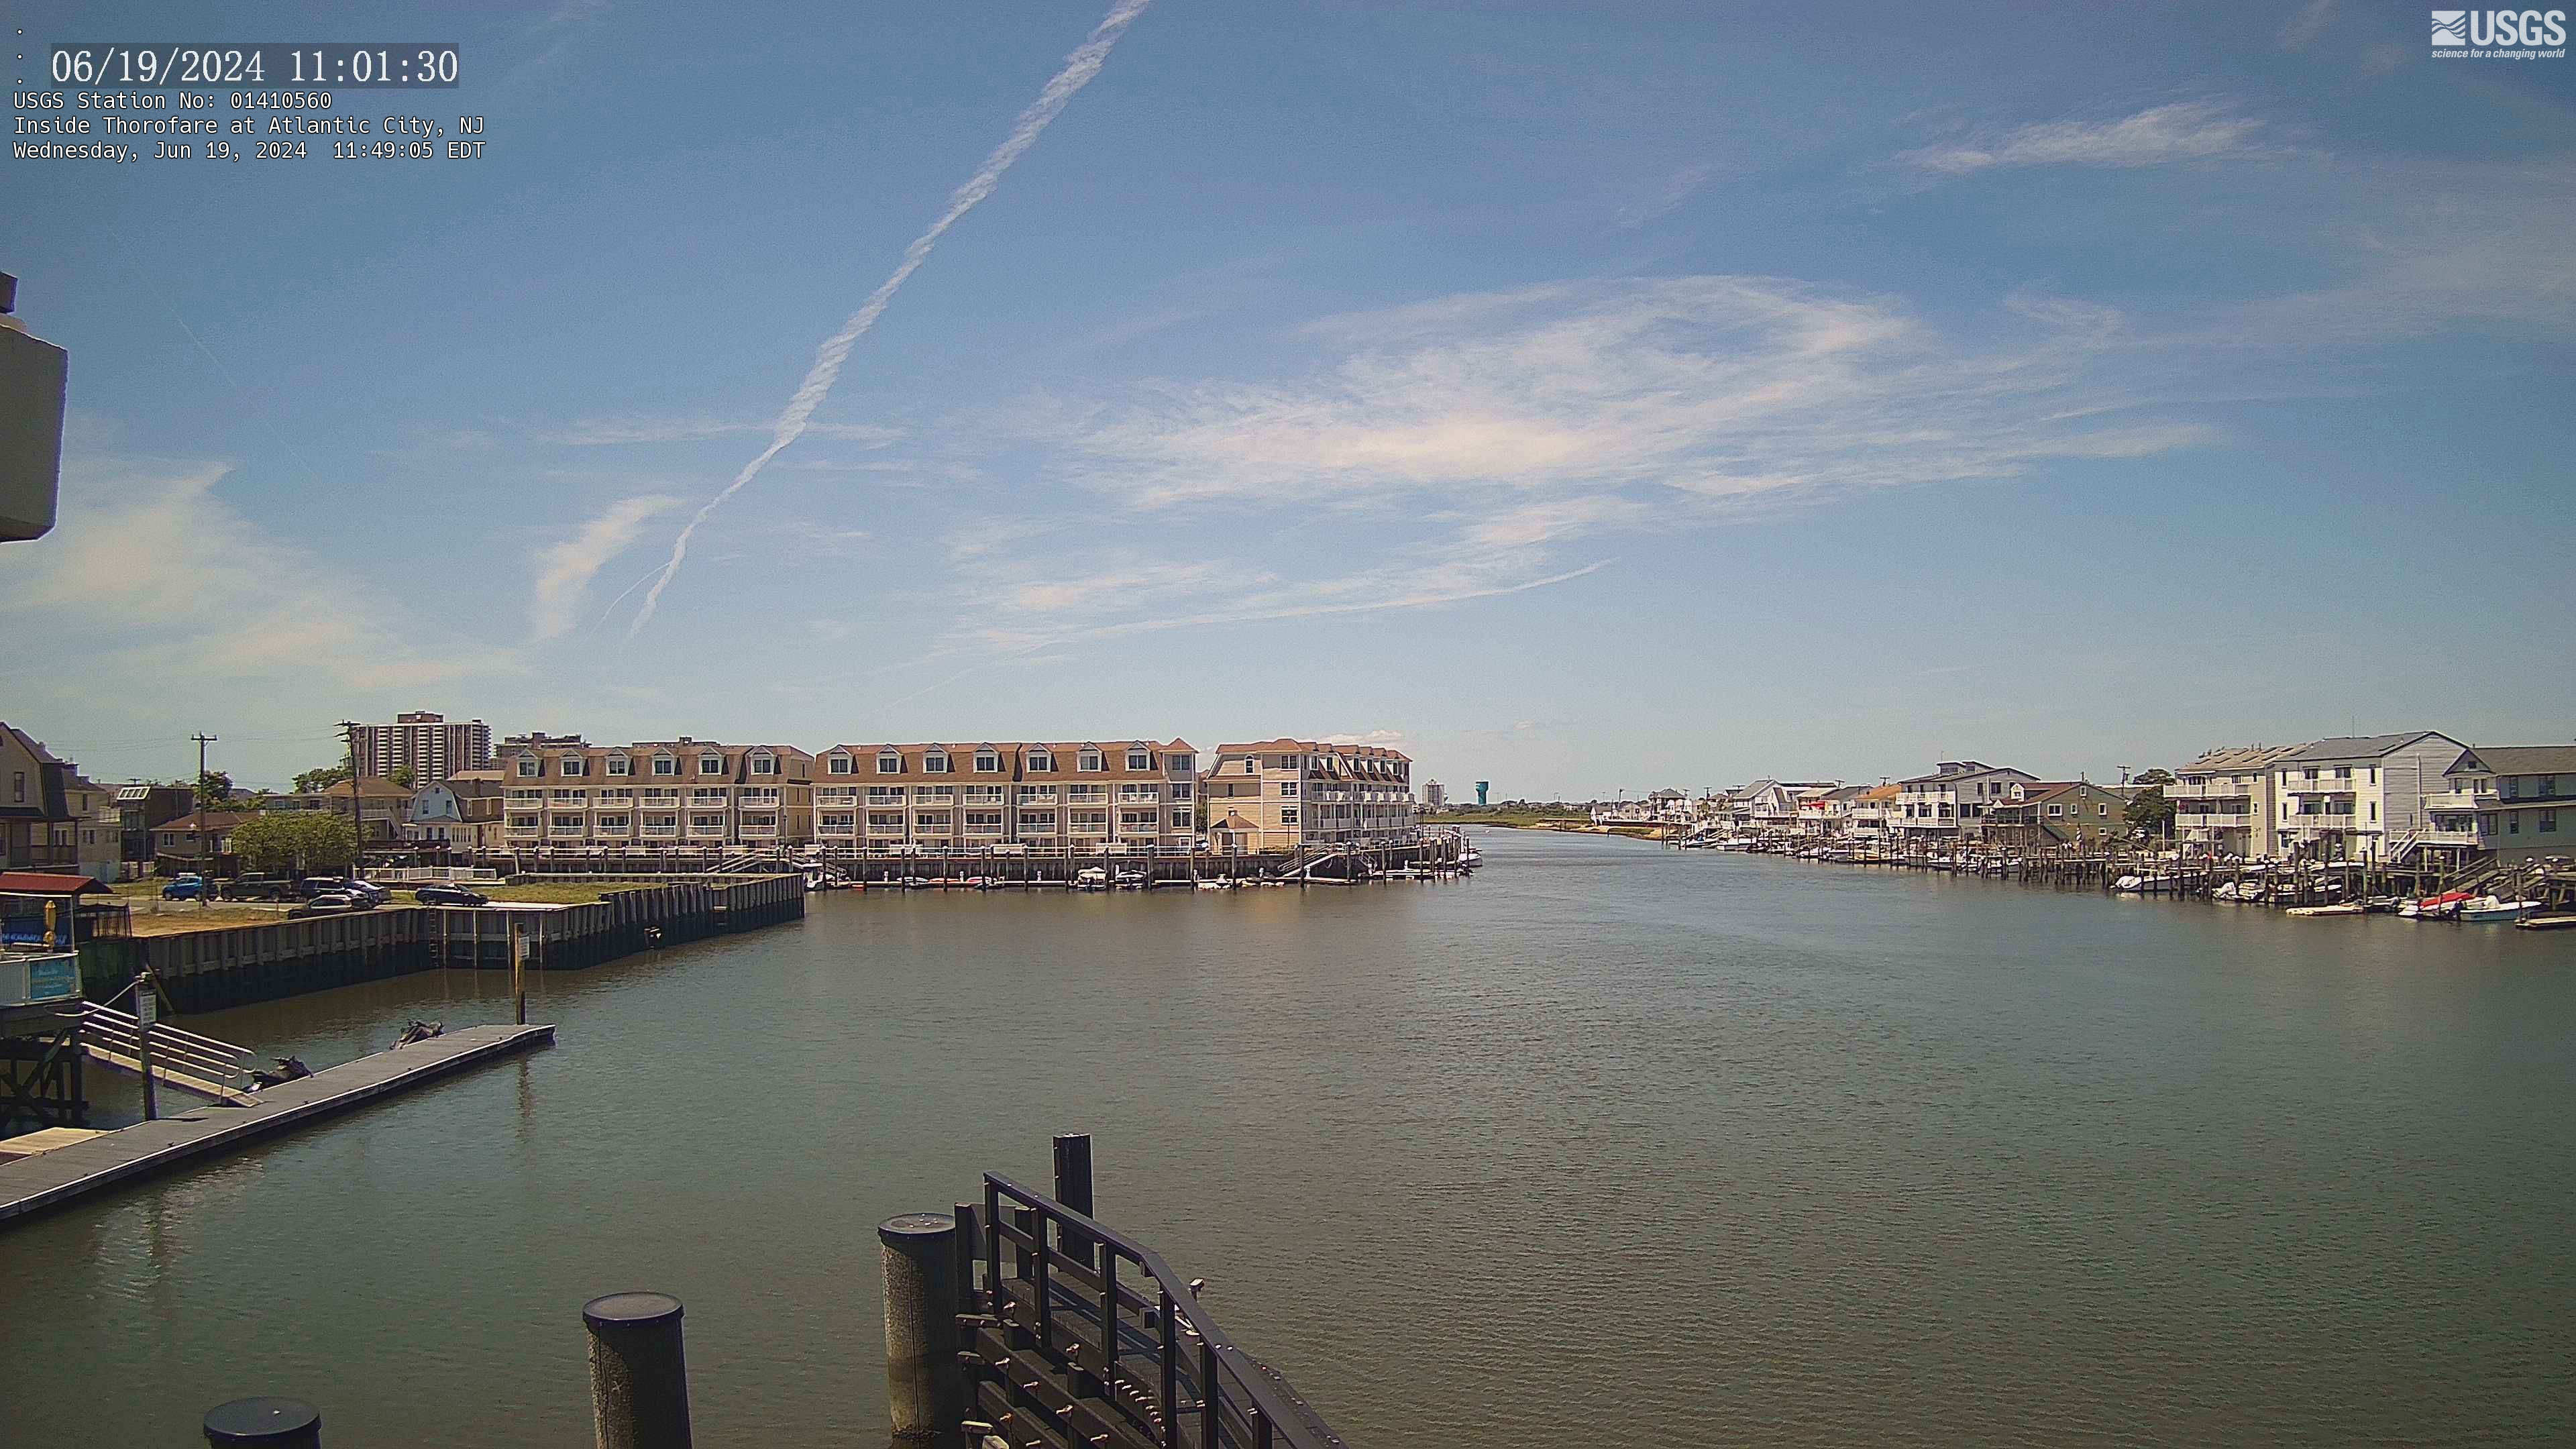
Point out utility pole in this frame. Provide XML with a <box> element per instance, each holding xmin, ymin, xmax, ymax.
<box><xmin>191</xmin><ymin>732</ymin><xmax>217</xmax><ymax>871</ymax></box>
<box><xmin>339</xmin><ymin>720</ymin><xmax>363</xmax><ymax>879</ymax></box>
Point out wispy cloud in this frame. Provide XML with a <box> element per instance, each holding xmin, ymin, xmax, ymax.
<box><xmin>1614</xmin><ymin>164</ymin><xmax>1716</xmax><ymax>229</ymax></box>
<box><xmin>1898</xmin><ymin>102</ymin><xmax>2286</xmax><ymax>175</ymax></box>
<box><xmin>0</xmin><ymin>457</ymin><xmax>517</xmax><ymax>692</ymax></box>
<box><xmin>2278</xmin><ymin>0</ymin><xmax>2338</xmax><ymax>50</ymax></box>
<box><xmin>530</xmin><ymin>494</ymin><xmax>678</xmax><ymax>639</ymax></box>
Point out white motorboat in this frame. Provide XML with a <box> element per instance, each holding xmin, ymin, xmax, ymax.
<box><xmin>1075</xmin><ymin>867</ymin><xmax>1109</xmax><ymax>890</ymax></box>
<box><xmin>2461</xmin><ymin>897</ymin><xmax>2539</xmax><ymax>923</ymax></box>
<box><xmin>2286</xmin><ymin>902</ymin><xmax>2366</xmax><ymax>917</ymax></box>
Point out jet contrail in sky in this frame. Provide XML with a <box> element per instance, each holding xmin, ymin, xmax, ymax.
<box><xmin>629</xmin><ymin>0</ymin><xmax>1154</xmax><ymax>635</ymax></box>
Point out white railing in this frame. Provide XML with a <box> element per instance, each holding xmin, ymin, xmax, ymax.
<box><xmin>78</xmin><ymin>1001</ymin><xmax>259</xmax><ymax>1103</ymax></box>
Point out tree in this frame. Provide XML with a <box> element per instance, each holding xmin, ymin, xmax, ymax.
<box><xmin>229</xmin><ymin>811</ymin><xmax>356</xmax><ymax>876</ymax></box>
<box><xmin>2133</xmin><ymin>767</ymin><xmax>2176</xmax><ymax>787</ymax></box>
<box><xmin>2125</xmin><ymin>786</ymin><xmax>2176</xmax><ymax>838</ymax></box>
<box><xmin>191</xmin><ymin>770</ymin><xmax>233</xmax><ymax>812</ymax></box>
<box><xmin>388</xmin><ymin>765</ymin><xmax>417</xmax><ymax>790</ymax></box>
<box><xmin>293</xmin><ymin>763</ymin><xmax>354</xmax><ymax>794</ymax></box>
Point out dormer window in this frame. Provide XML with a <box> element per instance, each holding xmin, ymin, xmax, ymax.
<box><xmin>515</xmin><ymin>755</ymin><xmax>541</xmax><ymax>778</ymax></box>
<box><xmin>699</xmin><ymin>753</ymin><xmax>724</xmax><ymax>775</ymax></box>
<box><xmin>561</xmin><ymin>755</ymin><xmax>587</xmax><ymax>777</ymax></box>
<box><xmin>1126</xmin><ymin>748</ymin><xmax>1150</xmax><ymax>771</ymax></box>
<box><xmin>606</xmin><ymin>755</ymin><xmax>631</xmax><ymax>777</ymax></box>
<box><xmin>924</xmin><ymin>751</ymin><xmax>951</xmax><ymax>774</ymax></box>
<box><xmin>877</xmin><ymin>752</ymin><xmax>902</xmax><ymax>774</ymax></box>
<box><xmin>975</xmin><ymin>749</ymin><xmax>1000</xmax><ymax>773</ymax></box>
<box><xmin>1079</xmin><ymin>747</ymin><xmax>1104</xmax><ymax>772</ymax></box>
<box><xmin>1027</xmin><ymin>749</ymin><xmax>1054</xmax><ymax>773</ymax></box>
<box><xmin>652</xmin><ymin>754</ymin><xmax>678</xmax><ymax>776</ymax></box>
<box><xmin>749</xmin><ymin>753</ymin><xmax>776</xmax><ymax>777</ymax></box>
<box><xmin>828</xmin><ymin>754</ymin><xmax>853</xmax><ymax>775</ymax></box>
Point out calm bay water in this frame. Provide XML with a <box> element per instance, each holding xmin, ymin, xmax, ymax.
<box><xmin>5</xmin><ymin>827</ymin><xmax>2573</xmax><ymax>1446</ymax></box>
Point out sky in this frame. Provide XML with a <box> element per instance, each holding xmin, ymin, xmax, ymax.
<box><xmin>3</xmin><ymin>1</ymin><xmax>2571</xmax><ymax>795</ymax></box>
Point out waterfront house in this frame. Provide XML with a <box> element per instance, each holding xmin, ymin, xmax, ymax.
<box><xmin>1202</xmin><ymin>741</ymin><xmax>1415</xmax><ymax>853</ymax></box>
<box><xmin>1892</xmin><ymin>761</ymin><xmax>2039</xmax><ymax>844</ymax></box>
<box><xmin>265</xmin><ymin>779</ymin><xmax>417</xmax><ymax>843</ymax></box>
<box><xmin>109</xmin><ymin>783</ymin><xmax>193</xmax><ymax>873</ymax></box>
<box><xmin>2427</xmin><ymin>744</ymin><xmax>2576</xmax><ymax>865</ymax></box>
<box><xmin>1801</xmin><ymin>785</ymin><xmax>1872</xmax><ymax>837</ymax></box>
<box><xmin>1988</xmin><ymin>781</ymin><xmax>2127</xmax><ymax>853</ymax></box>
<box><xmin>2268</xmin><ymin>731</ymin><xmax>2467</xmax><ymax>863</ymax></box>
<box><xmin>0</xmin><ymin>722</ymin><xmax>93</xmax><ymax>873</ymax></box>
<box><xmin>1843</xmin><ymin>784</ymin><xmax>1899</xmax><ymax>840</ymax></box>
<box><xmin>2170</xmin><ymin>744</ymin><xmax>2306</xmax><ymax>858</ymax></box>
<box><xmin>407</xmin><ymin>775</ymin><xmax>504</xmax><ymax>853</ymax></box>
<box><xmin>502</xmin><ymin>738</ymin><xmax>815</xmax><ymax>851</ymax></box>
<box><xmin>814</xmin><ymin>740</ymin><xmax>1195</xmax><ymax>854</ymax></box>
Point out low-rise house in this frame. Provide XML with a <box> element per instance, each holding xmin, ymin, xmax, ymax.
<box><xmin>407</xmin><ymin>775</ymin><xmax>504</xmax><ymax>853</ymax></box>
<box><xmin>265</xmin><ymin>779</ymin><xmax>417</xmax><ymax>844</ymax></box>
<box><xmin>151</xmin><ymin>811</ymin><xmax>253</xmax><ymax>865</ymax></box>
<box><xmin>814</xmin><ymin>740</ymin><xmax>1193</xmax><ymax>853</ymax></box>
<box><xmin>1843</xmin><ymin>784</ymin><xmax>1898</xmax><ymax>839</ymax></box>
<box><xmin>2170</xmin><ymin>745</ymin><xmax>2305</xmax><ymax>858</ymax></box>
<box><xmin>0</xmin><ymin>721</ymin><xmax>78</xmax><ymax>871</ymax></box>
<box><xmin>2427</xmin><ymin>744</ymin><xmax>2576</xmax><ymax>865</ymax></box>
<box><xmin>1892</xmin><ymin>761</ymin><xmax>2038</xmax><ymax>843</ymax></box>
<box><xmin>2269</xmin><ymin>731</ymin><xmax>2468</xmax><ymax>863</ymax></box>
<box><xmin>1202</xmin><ymin>741</ymin><xmax>1414</xmax><ymax>853</ymax></box>
<box><xmin>1988</xmin><ymin>781</ymin><xmax>2128</xmax><ymax>852</ymax></box>
<box><xmin>110</xmin><ymin>784</ymin><xmax>195</xmax><ymax>870</ymax></box>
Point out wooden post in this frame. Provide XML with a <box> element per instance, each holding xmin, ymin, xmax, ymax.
<box><xmin>202</xmin><ymin>1397</ymin><xmax>322</xmax><ymax>1447</ymax></box>
<box><xmin>582</xmin><ymin>1293</ymin><xmax>692</xmax><ymax>1449</ymax></box>
<box><xmin>879</xmin><ymin>1213</ymin><xmax>965</xmax><ymax>1449</ymax></box>
<box><xmin>510</xmin><ymin>920</ymin><xmax>526</xmax><ymax>1026</ymax></box>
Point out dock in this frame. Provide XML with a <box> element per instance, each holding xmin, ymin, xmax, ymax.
<box><xmin>0</xmin><ymin>1023</ymin><xmax>555</xmax><ymax>1229</ymax></box>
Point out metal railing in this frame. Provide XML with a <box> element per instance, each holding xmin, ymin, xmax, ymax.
<box><xmin>76</xmin><ymin>1000</ymin><xmax>259</xmax><ymax>1102</ymax></box>
<box><xmin>977</xmin><ymin>1171</ymin><xmax>1345</xmax><ymax>1449</ymax></box>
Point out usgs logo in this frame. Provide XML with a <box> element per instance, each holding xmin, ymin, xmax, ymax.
<box><xmin>2431</xmin><ymin>9</ymin><xmax>2569</xmax><ymax>49</ymax></box>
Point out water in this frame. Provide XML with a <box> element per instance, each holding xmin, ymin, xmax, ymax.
<box><xmin>5</xmin><ymin>829</ymin><xmax>2572</xmax><ymax>1446</ymax></box>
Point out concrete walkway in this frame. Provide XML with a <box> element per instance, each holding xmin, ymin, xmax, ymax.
<box><xmin>0</xmin><ymin>1024</ymin><xmax>555</xmax><ymax>1228</ymax></box>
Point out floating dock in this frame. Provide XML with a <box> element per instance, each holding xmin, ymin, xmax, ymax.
<box><xmin>0</xmin><ymin>1023</ymin><xmax>555</xmax><ymax>1229</ymax></box>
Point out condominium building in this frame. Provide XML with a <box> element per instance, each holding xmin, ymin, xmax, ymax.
<box><xmin>2170</xmin><ymin>744</ymin><xmax>2305</xmax><ymax>857</ymax></box>
<box><xmin>2268</xmin><ymin>731</ymin><xmax>2467</xmax><ymax>862</ymax></box>
<box><xmin>2428</xmin><ymin>744</ymin><xmax>2576</xmax><ymax>865</ymax></box>
<box><xmin>500</xmin><ymin>737</ymin><xmax>814</xmax><ymax>849</ymax></box>
<box><xmin>809</xmin><ymin>740</ymin><xmax>1197</xmax><ymax>851</ymax></box>
<box><xmin>1892</xmin><ymin>761</ymin><xmax>2039</xmax><ymax>841</ymax></box>
<box><xmin>351</xmin><ymin>711</ymin><xmax>492</xmax><ymax>782</ymax></box>
<box><xmin>1201</xmin><ymin>740</ymin><xmax>1415</xmax><ymax>853</ymax></box>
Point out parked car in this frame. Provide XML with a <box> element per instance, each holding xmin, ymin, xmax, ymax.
<box><xmin>225</xmin><ymin>875</ymin><xmax>297</xmax><ymax>902</ymax></box>
<box><xmin>288</xmin><ymin>892</ymin><xmax>366</xmax><ymax>918</ymax></box>
<box><xmin>414</xmin><ymin>884</ymin><xmax>490</xmax><ymax>907</ymax></box>
<box><xmin>160</xmin><ymin>874</ymin><xmax>207</xmax><ymax>900</ymax></box>
<box><xmin>297</xmin><ymin>877</ymin><xmax>388</xmax><ymax>906</ymax></box>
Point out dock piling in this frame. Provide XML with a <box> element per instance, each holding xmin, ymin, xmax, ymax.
<box><xmin>582</xmin><ymin>1291</ymin><xmax>694</xmax><ymax>1449</ymax></box>
<box><xmin>202</xmin><ymin>1397</ymin><xmax>322</xmax><ymax>1447</ymax></box>
<box><xmin>1052</xmin><ymin>1131</ymin><xmax>1095</xmax><ymax>1270</ymax></box>
<box><xmin>878</xmin><ymin>1212</ymin><xmax>965</xmax><ymax>1449</ymax></box>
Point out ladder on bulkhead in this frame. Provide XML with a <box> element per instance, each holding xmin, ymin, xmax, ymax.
<box><xmin>74</xmin><ymin>1002</ymin><xmax>261</xmax><ymax>1105</ymax></box>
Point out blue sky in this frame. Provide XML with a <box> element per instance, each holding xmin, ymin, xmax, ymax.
<box><xmin>4</xmin><ymin>1</ymin><xmax>2571</xmax><ymax>794</ymax></box>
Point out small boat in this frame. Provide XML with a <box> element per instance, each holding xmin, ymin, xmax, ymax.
<box><xmin>2402</xmin><ymin>890</ymin><xmax>2473</xmax><ymax>921</ymax></box>
<box><xmin>1194</xmin><ymin>877</ymin><xmax>1238</xmax><ymax>891</ymax></box>
<box><xmin>2461</xmin><ymin>897</ymin><xmax>2540</xmax><ymax>924</ymax></box>
<box><xmin>2514</xmin><ymin>913</ymin><xmax>2576</xmax><ymax>931</ymax></box>
<box><xmin>2286</xmin><ymin>902</ymin><xmax>2367</xmax><ymax>917</ymax></box>
<box><xmin>1113</xmin><ymin>869</ymin><xmax>1148</xmax><ymax>890</ymax></box>
<box><xmin>1074</xmin><ymin>867</ymin><xmax>1109</xmax><ymax>890</ymax></box>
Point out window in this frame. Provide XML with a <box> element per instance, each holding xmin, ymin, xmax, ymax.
<box><xmin>869</xmin><ymin>786</ymin><xmax>905</xmax><ymax>804</ymax></box>
<box><xmin>515</xmin><ymin>756</ymin><xmax>540</xmax><ymax>778</ymax></box>
<box><xmin>1126</xmin><ymin>748</ymin><xmax>1150</xmax><ymax>771</ymax></box>
<box><xmin>2509</xmin><ymin>814</ymin><xmax>2522</xmax><ymax>835</ymax></box>
<box><xmin>598</xmin><ymin>814</ymin><xmax>630</xmax><ymax>830</ymax></box>
<box><xmin>1120</xmin><ymin>809</ymin><xmax>1159</xmax><ymax>830</ymax></box>
<box><xmin>509</xmin><ymin>814</ymin><xmax>540</xmax><ymax>830</ymax></box>
<box><xmin>1279</xmin><ymin>807</ymin><xmax>1299</xmax><ymax>826</ymax></box>
<box><xmin>868</xmin><ymin>812</ymin><xmax>906</xmax><ymax>833</ymax></box>
<box><xmin>1067</xmin><ymin>784</ymin><xmax>1106</xmax><ymax>803</ymax></box>
<box><xmin>1079</xmin><ymin>748</ymin><xmax>1104</xmax><ymax>771</ymax></box>
<box><xmin>741</xmin><ymin>813</ymin><xmax>776</xmax><ymax>828</ymax></box>
<box><xmin>1019</xmin><ymin>810</ymin><xmax>1057</xmax><ymax>829</ymax></box>
<box><xmin>643</xmin><ymin>813</ymin><xmax>678</xmax><ymax>833</ymax></box>
<box><xmin>1280</xmin><ymin>781</ymin><xmax>1299</xmax><ymax>797</ymax></box>
<box><xmin>1027</xmin><ymin>750</ymin><xmax>1054</xmax><ymax>773</ymax></box>
<box><xmin>965</xmin><ymin>786</ymin><xmax>1006</xmax><ymax>804</ymax></box>
<box><xmin>699</xmin><ymin>753</ymin><xmax>724</xmax><ymax>775</ymax></box>
<box><xmin>1169</xmin><ymin>810</ymin><xmax>1191</xmax><ymax>829</ymax></box>
<box><xmin>2098</xmin><ymin>803</ymin><xmax>2108</xmax><ymax>816</ymax></box>
<box><xmin>2047</xmin><ymin>804</ymin><xmax>2063</xmax><ymax>817</ymax></box>
<box><xmin>1018</xmin><ymin>785</ymin><xmax>1057</xmax><ymax>802</ymax></box>
<box><xmin>2541</xmin><ymin>775</ymin><xmax>2559</xmax><ymax>798</ymax></box>
<box><xmin>2541</xmin><ymin>810</ymin><xmax>2558</xmax><ymax>833</ymax></box>
<box><xmin>561</xmin><ymin>755</ymin><xmax>587</xmax><ymax>777</ymax></box>
<box><xmin>875</xmin><ymin>752</ymin><xmax>902</xmax><ymax>774</ymax></box>
<box><xmin>690</xmin><ymin>813</ymin><xmax>726</xmax><ymax>829</ymax></box>
<box><xmin>827</xmin><ymin>754</ymin><xmax>853</xmax><ymax>775</ymax></box>
<box><xmin>2505</xmin><ymin>777</ymin><xmax>2522</xmax><ymax>799</ymax></box>
<box><xmin>915</xmin><ymin>812</ymin><xmax>953</xmax><ymax>830</ymax></box>
<box><xmin>965</xmin><ymin>810</ymin><xmax>1004</xmax><ymax>833</ymax></box>
<box><xmin>1171</xmin><ymin>782</ymin><xmax>1192</xmax><ymax>801</ymax></box>
<box><xmin>915</xmin><ymin>786</ymin><xmax>953</xmax><ymax>803</ymax></box>
<box><xmin>975</xmin><ymin>749</ymin><xmax>1000</xmax><ymax>773</ymax></box>
<box><xmin>606</xmin><ymin>755</ymin><xmax>631</xmax><ymax>776</ymax></box>
<box><xmin>1070</xmin><ymin>810</ymin><xmax>1108</xmax><ymax>833</ymax></box>
<box><xmin>924</xmin><ymin>751</ymin><xmax>951</xmax><ymax>774</ymax></box>
<box><xmin>750</xmin><ymin>754</ymin><xmax>776</xmax><ymax>777</ymax></box>
<box><xmin>653</xmin><ymin>755</ymin><xmax>678</xmax><ymax>776</ymax></box>
<box><xmin>551</xmin><ymin>814</ymin><xmax>584</xmax><ymax>830</ymax></box>
<box><xmin>551</xmin><ymin>789</ymin><xmax>586</xmax><ymax>802</ymax></box>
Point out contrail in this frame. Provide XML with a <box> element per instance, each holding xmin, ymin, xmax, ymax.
<box><xmin>629</xmin><ymin>0</ymin><xmax>1154</xmax><ymax>635</ymax></box>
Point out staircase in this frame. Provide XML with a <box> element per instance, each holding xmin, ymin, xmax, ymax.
<box><xmin>75</xmin><ymin>1002</ymin><xmax>260</xmax><ymax>1105</ymax></box>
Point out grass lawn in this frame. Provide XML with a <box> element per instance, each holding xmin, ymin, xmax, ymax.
<box><xmin>474</xmin><ymin>880</ymin><xmax>661</xmax><ymax>905</ymax></box>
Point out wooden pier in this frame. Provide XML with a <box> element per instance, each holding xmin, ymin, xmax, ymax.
<box><xmin>0</xmin><ymin>1023</ymin><xmax>555</xmax><ymax>1229</ymax></box>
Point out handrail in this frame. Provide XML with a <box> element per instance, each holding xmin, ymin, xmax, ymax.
<box><xmin>985</xmin><ymin>1172</ymin><xmax>1346</xmax><ymax>1449</ymax></box>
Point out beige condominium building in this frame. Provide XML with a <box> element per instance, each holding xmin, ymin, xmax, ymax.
<box><xmin>500</xmin><ymin>737</ymin><xmax>813</xmax><ymax>850</ymax></box>
<box><xmin>809</xmin><ymin>740</ymin><xmax>1197</xmax><ymax>852</ymax></box>
<box><xmin>1201</xmin><ymin>740</ymin><xmax>1416</xmax><ymax>853</ymax></box>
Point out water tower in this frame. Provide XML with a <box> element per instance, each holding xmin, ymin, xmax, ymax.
<box><xmin>1475</xmin><ymin>781</ymin><xmax>1489</xmax><ymax>806</ymax></box>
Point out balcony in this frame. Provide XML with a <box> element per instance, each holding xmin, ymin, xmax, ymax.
<box><xmin>2282</xmin><ymin>777</ymin><xmax>2358</xmax><ymax>795</ymax></box>
<box><xmin>641</xmin><ymin>826</ymin><xmax>680</xmax><ymax>839</ymax></box>
<box><xmin>2424</xmin><ymin>790</ymin><xmax>2497</xmax><ymax>812</ymax></box>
